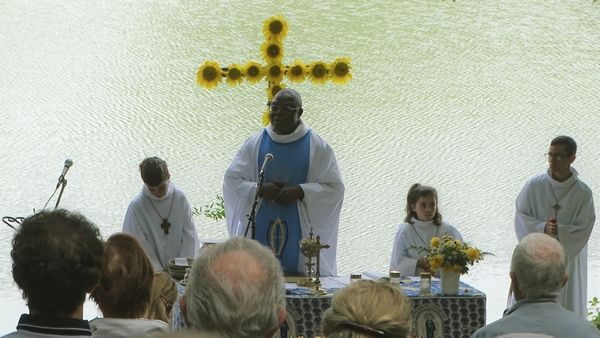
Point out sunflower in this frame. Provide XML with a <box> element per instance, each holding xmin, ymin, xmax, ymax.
<box><xmin>262</xmin><ymin>15</ymin><xmax>288</xmax><ymax>41</ymax></box>
<box><xmin>286</xmin><ymin>60</ymin><xmax>306</xmax><ymax>83</ymax></box>
<box><xmin>265</xmin><ymin>64</ymin><xmax>284</xmax><ymax>83</ymax></box>
<box><xmin>330</xmin><ymin>57</ymin><xmax>352</xmax><ymax>85</ymax></box>
<box><xmin>225</xmin><ymin>64</ymin><xmax>243</xmax><ymax>87</ymax></box>
<box><xmin>266</xmin><ymin>82</ymin><xmax>286</xmax><ymax>101</ymax></box>
<box><xmin>196</xmin><ymin>61</ymin><xmax>222</xmax><ymax>89</ymax></box>
<box><xmin>243</xmin><ymin>61</ymin><xmax>264</xmax><ymax>84</ymax></box>
<box><xmin>307</xmin><ymin>61</ymin><xmax>329</xmax><ymax>85</ymax></box>
<box><xmin>262</xmin><ymin>110</ymin><xmax>270</xmax><ymax>126</ymax></box>
<box><xmin>261</xmin><ymin>40</ymin><xmax>283</xmax><ymax>64</ymax></box>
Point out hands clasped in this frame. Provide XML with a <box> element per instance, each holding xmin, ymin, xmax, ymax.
<box><xmin>259</xmin><ymin>182</ymin><xmax>304</xmax><ymax>205</ymax></box>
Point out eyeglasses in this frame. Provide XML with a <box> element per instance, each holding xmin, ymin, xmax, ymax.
<box><xmin>545</xmin><ymin>153</ymin><xmax>568</xmax><ymax>161</ymax></box>
<box><xmin>267</xmin><ymin>103</ymin><xmax>300</xmax><ymax>113</ymax></box>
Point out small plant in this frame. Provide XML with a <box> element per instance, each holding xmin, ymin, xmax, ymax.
<box><xmin>414</xmin><ymin>235</ymin><xmax>489</xmax><ymax>274</ymax></box>
<box><xmin>588</xmin><ymin>296</ymin><xmax>600</xmax><ymax>330</ymax></box>
<box><xmin>193</xmin><ymin>195</ymin><xmax>225</xmax><ymax>222</ymax></box>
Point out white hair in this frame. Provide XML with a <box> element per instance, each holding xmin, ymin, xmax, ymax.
<box><xmin>511</xmin><ymin>233</ymin><xmax>566</xmax><ymax>299</ymax></box>
<box><xmin>184</xmin><ymin>237</ymin><xmax>285</xmax><ymax>338</ymax></box>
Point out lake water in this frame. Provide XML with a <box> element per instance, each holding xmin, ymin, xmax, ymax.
<box><xmin>1</xmin><ymin>0</ymin><xmax>600</xmax><ymax>334</ymax></box>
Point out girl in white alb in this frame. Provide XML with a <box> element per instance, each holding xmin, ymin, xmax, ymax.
<box><xmin>390</xmin><ymin>183</ymin><xmax>462</xmax><ymax>276</ymax></box>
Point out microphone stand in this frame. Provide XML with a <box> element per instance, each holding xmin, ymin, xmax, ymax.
<box><xmin>54</xmin><ymin>178</ymin><xmax>68</xmax><ymax>210</ymax></box>
<box><xmin>245</xmin><ymin>169</ymin><xmax>266</xmax><ymax>239</ymax></box>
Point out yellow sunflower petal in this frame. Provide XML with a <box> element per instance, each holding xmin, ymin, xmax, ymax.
<box><xmin>265</xmin><ymin>63</ymin><xmax>284</xmax><ymax>83</ymax></box>
<box><xmin>262</xmin><ymin>110</ymin><xmax>270</xmax><ymax>126</ymax></box>
<box><xmin>307</xmin><ymin>61</ymin><xmax>329</xmax><ymax>85</ymax></box>
<box><xmin>330</xmin><ymin>57</ymin><xmax>352</xmax><ymax>85</ymax></box>
<box><xmin>196</xmin><ymin>61</ymin><xmax>223</xmax><ymax>89</ymax></box>
<box><xmin>286</xmin><ymin>60</ymin><xmax>306</xmax><ymax>83</ymax></box>
<box><xmin>225</xmin><ymin>64</ymin><xmax>243</xmax><ymax>87</ymax></box>
<box><xmin>261</xmin><ymin>40</ymin><xmax>284</xmax><ymax>64</ymax></box>
<box><xmin>262</xmin><ymin>15</ymin><xmax>289</xmax><ymax>41</ymax></box>
<box><xmin>243</xmin><ymin>61</ymin><xmax>264</xmax><ymax>84</ymax></box>
<box><xmin>266</xmin><ymin>82</ymin><xmax>286</xmax><ymax>101</ymax></box>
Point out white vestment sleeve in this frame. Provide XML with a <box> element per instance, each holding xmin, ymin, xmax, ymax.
<box><xmin>180</xmin><ymin>195</ymin><xmax>199</xmax><ymax>259</ymax></box>
<box><xmin>514</xmin><ymin>179</ymin><xmax>546</xmax><ymax>240</ymax></box>
<box><xmin>298</xmin><ymin>132</ymin><xmax>344</xmax><ymax>276</ymax></box>
<box><xmin>123</xmin><ymin>201</ymin><xmax>155</xmax><ymax>263</ymax></box>
<box><xmin>223</xmin><ymin>133</ymin><xmax>261</xmax><ymax>238</ymax></box>
<box><xmin>556</xmin><ymin>190</ymin><xmax>595</xmax><ymax>259</ymax></box>
<box><xmin>389</xmin><ymin>225</ymin><xmax>418</xmax><ymax>276</ymax></box>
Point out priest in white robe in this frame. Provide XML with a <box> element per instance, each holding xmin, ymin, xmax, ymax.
<box><xmin>123</xmin><ymin>157</ymin><xmax>199</xmax><ymax>271</ymax></box>
<box><xmin>223</xmin><ymin>88</ymin><xmax>344</xmax><ymax>276</ymax></box>
<box><xmin>514</xmin><ymin>136</ymin><xmax>595</xmax><ymax>317</ymax></box>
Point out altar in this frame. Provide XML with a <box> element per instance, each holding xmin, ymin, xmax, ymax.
<box><xmin>280</xmin><ymin>275</ymin><xmax>485</xmax><ymax>338</ymax></box>
<box><xmin>173</xmin><ymin>275</ymin><xmax>486</xmax><ymax>338</ymax></box>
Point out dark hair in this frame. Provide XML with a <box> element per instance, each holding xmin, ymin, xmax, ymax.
<box><xmin>139</xmin><ymin>157</ymin><xmax>170</xmax><ymax>187</ymax></box>
<box><xmin>550</xmin><ymin>135</ymin><xmax>577</xmax><ymax>156</ymax></box>
<box><xmin>90</xmin><ymin>233</ymin><xmax>154</xmax><ymax>318</ymax></box>
<box><xmin>404</xmin><ymin>183</ymin><xmax>442</xmax><ymax>225</ymax></box>
<box><xmin>11</xmin><ymin>209</ymin><xmax>104</xmax><ymax>315</ymax></box>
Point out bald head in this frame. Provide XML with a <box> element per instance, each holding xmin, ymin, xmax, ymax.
<box><xmin>272</xmin><ymin>88</ymin><xmax>302</xmax><ymax>107</ymax></box>
<box><xmin>511</xmin><ymin>233</ymin><xmax>567</xmax><ymax>299</ymax></box>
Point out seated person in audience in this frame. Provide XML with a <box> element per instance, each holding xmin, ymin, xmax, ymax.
<box><xmin>6</xmin><ymin>209</ymin><xmax>104</xmax><ymax>337</ymax></box>
<box><xmin>470</xmin><ymin>233</ymin><xmax>599</xmax><ymax>338</ymax></box>
<box><xmin>123</xmin><ymin>156</ymin><xmax>199</xmax><ymax>271</ymax></box>
<box><xmin>181</xmin><ymin>237</ymin><xmax>286</xmax><ymax>338</ymax></box>
<box><xmin>321</xmin><ymin>279</ymin><xmax>412</xmax><ymax>338</ymax></box>
<box><xmin>390</xmin><ymin>183</ymin><xmax>462</xmax><ymax>275</ymax></box>
<box><xmin>90</xmin><ymin>233</ymin><xmax>170</xmax><ymax>337</ymax></box>
<box><xmin>145</xmin><ymin>268</ymin><xmax>178</xmax><ymax>323</ymax></box>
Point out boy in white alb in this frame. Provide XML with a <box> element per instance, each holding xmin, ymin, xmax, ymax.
<box><xmin>123</xmin><ymin>157</ymin><xmax>199</xmax><ymax>271</ymax></box>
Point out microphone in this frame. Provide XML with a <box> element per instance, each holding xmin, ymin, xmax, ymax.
<box><xmin>259</xmin><ymin>153</ymin><xmax>274</xmax><ymax>175</ymax></box>
<box><xmin>57</xmin><ymin>159</ymin><xmax>73</xmax><ymax>187</ymax></box>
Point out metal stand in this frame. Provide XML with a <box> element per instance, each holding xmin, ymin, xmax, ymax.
<box><xmin>244</xmin><ymin>170</ymin><xmax>266</xmax><ymax>239</ymax></box>
<box><xmin>54</xmin><ymin>178</ymin><xmax>67</xmax><ymax>210</ymax></box>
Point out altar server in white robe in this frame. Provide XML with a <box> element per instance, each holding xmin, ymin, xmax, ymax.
<box><xmin>514</xmin><ymin>135</ymin><xmax>595</xmax><ymax>317</ymax></box>
<box><xmin>123</xmin><ymin>157</ymin><xmax>199</xmax><ymax>271</ymax></box>
<box><xmin>223</xmin><ymin>88</ymin><xmax>344</xmax><ymax>276</ymax></box>
<box><xmin>390</xmin><ymin>183</ymin><xmax>462</xmax><ymax>276</ymax></box>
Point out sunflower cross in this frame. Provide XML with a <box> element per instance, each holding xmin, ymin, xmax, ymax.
<box><xmin>196</xmin><ymin>15</ymin><xmax>352</xmax><ymax>125</ymax></box>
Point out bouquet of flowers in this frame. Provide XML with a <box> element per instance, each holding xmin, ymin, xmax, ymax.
<box><xmin>423</xmin><ymin>235</ymin><xmax>487</xmax><ymax>274</ymax></box>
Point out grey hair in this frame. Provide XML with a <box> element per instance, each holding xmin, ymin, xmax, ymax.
<box><xmin>511</xmin><ymin>233</ymin><xmax>566</xmax><ymax>299</ymax></box>
<box><xmin>184</xmin><ymin>237</ymin><xmax>285</xmax><ymax>338</ymax></box>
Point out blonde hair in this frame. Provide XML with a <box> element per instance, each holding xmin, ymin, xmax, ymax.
<box><xmin>322</xmin><ymin>280</ymin><xmax>412</xmax><ymax>338</ymax></box>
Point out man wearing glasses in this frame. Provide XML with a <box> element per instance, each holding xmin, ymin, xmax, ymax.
<box><xmin>223</xmin><ymin>88</ymin><xmax>344</xmax><ymax>277</ymax></box>
<box><xmin>513</xmin><ymin>135</ymin><xmax>595</xmax><ymax>317</ymax></box>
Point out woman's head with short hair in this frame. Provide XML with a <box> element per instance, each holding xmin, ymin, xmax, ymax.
<box><xmin>322</xmin><ymin>280</ymin><xmax>412</xmax><ymax>338</ymax></box>
<box><xmin>91</xmin><ymin>232</ymin><xmax>154</xmax><ymax>318</ymax></box>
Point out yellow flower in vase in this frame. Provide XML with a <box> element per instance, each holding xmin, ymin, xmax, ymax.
<box><xmin>261</xmin><ymin>40</ymin><xmax>284</xmax><ymax>64</ymax></box>
<box><xmin>430</xmin><ymin>237</ymin><xmax>440</xmax><ymax>248</ymax></box>
<box><xmin>225</xmin><ymin>64</ymin><xmax>243</xmax><ymax>87</ymax></box>
<box><xmin>330</xmin><ymin>57</ymin><xmax>352</xmax><ymax>85</ymax></box>
<box><xmin>262</xmin><ymin>15</ymin><xmax>289</xmax><ymax>41</ymax></box>
<box><xmin>286</xmin><ymin>60</ymin><xmax>307</xmax><ymax>83</ymax></box>
<box><xmin>265</xmin><ymin>63</ymin><xmax>284</xmax><ymax>83</ymax></box>
<box><xmin>243</xmin><ymin>61</ymin><xmax>264</xmax><ymax>84</ymax></box>
<box><xmin>197</xmin><ymin>61</ymin><xmax>223</xmax><ymax>89</ymax></box>
<box><xmin>308</xmin><ymin>61</ymin><xmax>329</xmax><ymax>85</ymax></box>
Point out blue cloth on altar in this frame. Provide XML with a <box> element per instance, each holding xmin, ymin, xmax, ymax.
<box><xmin>256</xmin><ymin>129</ymin><xmax>310</xmax><ymax>274</ymax></box>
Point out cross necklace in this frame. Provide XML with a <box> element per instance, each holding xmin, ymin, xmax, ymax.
<box><xmin>547</xmin><ymin>179</ymin><xmax>577</xmax><ymax>220</ymax></box>
<box><xmin>146</xmin><ymin>193</ymin><xmax>176</xmax><ymax>235</ymax></box>
<box><xmin>411</xmin><ymin>222</ymin><xmax>439</xmax><ymax>247</ymax></box>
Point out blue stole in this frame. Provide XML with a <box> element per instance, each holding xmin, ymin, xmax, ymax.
<box><xmin>256</xmin><ymin>129</ymin><xmax>311</xmax><ymax>274</ymax></box>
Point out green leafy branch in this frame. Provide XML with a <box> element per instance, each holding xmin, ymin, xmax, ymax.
<box><xmin>193</xmin><ymin>195</ymin><xmax>225</xmax><ymax>222</ymax></box>
<box><xmin>589</xmin><ymin>296</ymin><xmax>600</xmax><ymax>329</ymax></box>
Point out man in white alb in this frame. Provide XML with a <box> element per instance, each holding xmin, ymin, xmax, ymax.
<box><xmin>223</xmin><ymin>88</ymin><xmax>344</xmax><ymax>276</ymax></box>
<box><xmin>514</xmin><ymin>135</ymin><xmax>595</xmax><ymax>317</ymax></box>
